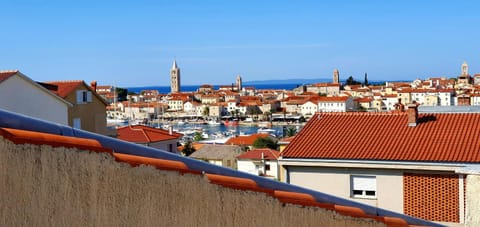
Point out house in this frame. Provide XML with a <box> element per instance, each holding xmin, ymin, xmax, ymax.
<box><xmin>317</xmin><ymin>96</ymin><xmax>353</xmax><ymax>112</ymax></box>
<box><xmin>0</xmin><ymin>108</ymin><xmax>440</xmax><ymax>226</ymax></box>
<box><xmin>224</xmin><ymin>133</ymin><xmax>270</xmax><ymax>150</ymax></box>
<box><xmin>116</xmin><ymin>125</ymin><xmax>182</xmax><ymax>153</ymax></box>
<box><xmin>236</xmin><ymin>148</ymin><xmax>280</xmax><ymax>179</ymax></box>
<box><xmin>42</xmin><ymin>80</ymin><xmax>109</xmax><ymax>135</ymax></box>
<box><xmin>280</xmin><ymin>104</ymin><xmax>480</xmax><ymax>225</ymax></box>
<box><xmin>0</xmin><ymin>70</ymin><xmax>70</xmax><ymax>125</ymax></box>
<box><xmin>188</xmin><ymin>144</ymin><xmax>243</xmax><ymax>169</ymax></box>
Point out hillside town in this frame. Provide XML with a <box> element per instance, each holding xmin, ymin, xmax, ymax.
<box><xmin>2</xmin><ymin>61</ymin><xmax>480</xmax><ymax>226</ymax></box>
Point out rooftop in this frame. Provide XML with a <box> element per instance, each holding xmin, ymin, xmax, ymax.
<box><xmin>282</xmin><ymin>112</ymin><xmax>480</xmax><ymax>163</ymax></box>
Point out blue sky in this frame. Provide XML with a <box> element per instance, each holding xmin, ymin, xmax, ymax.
<box><xmin>1</xmin><ymin>1</ymin><xmax>479</xmax><ymax>87</ymax></box>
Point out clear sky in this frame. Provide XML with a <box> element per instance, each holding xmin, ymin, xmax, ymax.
<box><xmin>1</xmin><ymin>1</ymin><xmax>479</xmax><ymax>87</ymax></box>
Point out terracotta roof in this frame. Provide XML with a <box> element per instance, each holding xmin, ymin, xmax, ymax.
<box><xmin>279</xmin><ymin>136</ymin><xmax>295</xmax><ymax>144</ymax></box>
<box><xmin>318</xmin><ymin>96</ymin><xmax>349</xmax><ymax>102</ymax></box>
<box><xmin>0</xmin><ymin>108</ymin><xmax>436</xmax><ymax>226</ymax></box>
<box><xmin>282</xmin><ymin>112</ymin><xmax>480</xmax><ymax>162</ymax></box>
<box><xmin>44</xmin><ymin>80</ymin><xmax>83</xmax><ymax>98</ymax></box>
<box><xmin>117</xmin><ymin>125</ymin><xmax>182</xmax><ymax>143</ymax></box>
<box><xmin>237</xmin><ymin>148</ymin><xmax>280</xmax><ymax>160</ymax></box>
<box><xmin>0</xmin><ymin>70</ymin><xmax>18</xmax><ymax>83</ymax></box>
<box><xmin>225</xmin><ymin>133</ymin><xmax>269</xmax><ymax>146</ymax></box>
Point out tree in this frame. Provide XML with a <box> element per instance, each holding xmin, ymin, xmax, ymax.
<box><xmin>194</xmin><ymin>132</ymin><xmax>203</xmax><ymax>141</ymax></box>
<box><xmin>285</xmin><ymin>127</ymin><xmax>297</xmax><ymax>137</ymax></box>
<box><xmin>182</xmin><ymin>140</ymin><xmax>196</xmax><ymax>156</ymax></box>
<box><xmin>364</xmin><ymin>73</ymin><xmax>369</xmax><ymax>87</ymax></box>
<box><xmin>116</xmin><ymin>87</ymin><xmax>129</xmax><ymax>101</ymax></box>
<box><xmin>202</xmin><ymin>106</ymin><xmax>210</xmax><ymax>117</ymax></box>
<box><xmin>346</xmin><ymin>76</ymin><xmax>361</xmax><ymax>85</ymax></box>
<box><xmin>253</xmin><ymin>137</ymin><xmax>278</xmax><ymax>150</ymax></box>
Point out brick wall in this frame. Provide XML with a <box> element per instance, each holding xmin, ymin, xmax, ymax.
<box><xmin>403</xmin><ymin>172</ymin><xmax>459</xmax><ymax>223</ymax></box>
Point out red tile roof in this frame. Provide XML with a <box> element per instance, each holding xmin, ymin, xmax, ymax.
<box><xmin>44</xmin><ymin>80</ymin><xmax>83</xmax><ymax>98</ymax></box>
<box><xmin>282</xmin><ymin>112</ymin><xmax>480</xmax><ymax>162</ymax></box>
<box><xmin>237</xmin><ymin>148</ymin><xmax>280</xmax><ymax>160</ymax></box>
<box><xmin>117</xmin><ymin>125</ymin><xmax>182</xmax><ymax>143</ymax></box>
<box><xmin>0</xmin><ymin>70</ymin><xmax>18</xmax><ymax>83</ymax></box>
<box><xmin>225</xmin><ymin>133</ymin><xmax>269</xmax><ymax>146</ymax></box>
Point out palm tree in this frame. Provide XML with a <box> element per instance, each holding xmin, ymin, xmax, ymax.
<box><xmin>285</xmin><ymin>127</ymin><xmax>297</xmax><ymax>137</ymax></box>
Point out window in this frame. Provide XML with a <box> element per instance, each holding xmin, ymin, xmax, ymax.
<box><xmin>265</xmin><ymin>164</ymin><xmax>270</xmax><ymax>171</ymax></box>
<box><xmin>73</xmin><ymin>118</ymin><xmax>81</xmax><ymax>129</ymax></box>
<box><xmin>76</xmin><ymin>90</ymin><xmax>92</xmax><ymax>104</ymax></box>
<box><xmin>351</xmin><ymin>175</ymin><xmax>376</xmax><ymax>199</ymax></box>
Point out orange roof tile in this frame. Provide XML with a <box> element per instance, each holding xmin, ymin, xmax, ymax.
<box><xmin>44</xmin><ymin>80</ymin><xmax>83</xmax><ymax>98</ymax></box>
<box><xmin>225</xmin><ymin>133</ymin><xmax>269</xmax><ymax>146</ymax></box>
<box><xmin>117</xmin><ymin>125</ymin><xmax>182</xmax><ymax>143</ymax></box>
<box><xmin>0</xmin><ymin>70</ymin><xmax>18</xmax><ymax>83</ymax></box>
<box><xmin>282</xmin><ymin>112</ymin><xmax>480</xmax><ymax>162</ymax></box>
<box><xmin>237</xmin><ymin>148</ymin><xmax>280</xmax><ymax>160</ymax></box>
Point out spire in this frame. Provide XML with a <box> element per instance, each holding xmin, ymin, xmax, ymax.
<box><xmin>172</xmin><ymin>60</ymin><xmax>178</xmax><ymax>70</ymax></box>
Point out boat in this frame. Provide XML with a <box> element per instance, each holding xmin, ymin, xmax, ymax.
<box><xmin>257</xmin><ymin>127</ymin><xmax>276</xmax><ymax>134</ymax></box>
<box><xmin>107</xmin><ymin>118</ymin><xmax>128</xmax><ymax>124</ymax></box>
<box><xmin>208</xmin><ymin>120</ymin><xmax>221</xmax><ymax>125</ymax></box>
<box><xmin>224</xmin><ymin>119</ymin><xmax>239</xmax><ymax>126</ymax></box>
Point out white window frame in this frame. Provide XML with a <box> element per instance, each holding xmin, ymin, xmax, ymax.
<box><xmin>351</xmin><ymin>175</ymin><xmax>377</xmax><ymax>199</ymax></box>
<box><xmin>76</xmin><ymin>90</ymin><xmax>92</xmax><ymax>104</ymax></box>
<box><xmin>73</xmin><ymin>118</ymin><xmax>81</xmax><ymax>129</ymax></box>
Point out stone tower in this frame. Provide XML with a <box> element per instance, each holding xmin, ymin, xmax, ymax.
<box><xmin>333</xmin><ymin>69</ymin><xmax>340</xmax><ymax>84</ymax></box>
<box><xmin>236</xmin><ymin>75</ymin><xmax>242</xmax><ymax>92</ymax></box>
<box><xmin>458</xmin><ymin>61</ymin><xmax>470</xmax><ymax>85</ymax></box>
<box><xmin>170</xmin><ymin>60</ymin><xmax>180</xmax><ymax>93</ymax></box>
<box><xmin>462</xmin><ymin>61</ymin><xmax>469</xmax><ymax>76</ymax></box>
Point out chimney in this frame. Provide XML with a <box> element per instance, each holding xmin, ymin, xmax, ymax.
<box><xmin>169</xmin><ymin>126</ymin><xmax>173</xmax><ymax>135</ymax></box>
<box><xmin>90</xmin><ymin>80</ymin><xmax>97</xmax><ymax>92</ymax></box>
<box><xmin>407</xmin><ymin>103</ymin><xmax>419</xmax><ymax>127</ymax></box>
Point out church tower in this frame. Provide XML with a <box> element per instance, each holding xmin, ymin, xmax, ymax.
<box><xmin>461</xmin><ymin>61</ymin><xmax>469</xmax><ymax>76</ymax></box>
<box><xmin>170</xmin><ymin>60</ymin><xmax>180</xmax><ymax>93</ymax></box>
<box><xmin>236</xmin><ymin>75</ymin><xmax>242</xmax><ymax>92</ymax></box>
<box><xmin>458</xmin><ymin>61</ymin><xmax>470</xmax><ymax>85</ymax></box>
<box><xmin>333</xmin><ymin>69</ymin><xmax>340</xmax><ymax>84</ymax></box>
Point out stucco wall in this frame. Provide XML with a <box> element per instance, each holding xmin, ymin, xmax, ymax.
<box><xmin>0</xmin><ymin>76</ymin><xmax>68</xmax><ymax>124</ymax></box>
<box><xmin>0</xmin><ymin>138</ymin><xmax>384</xmax><ymax>227</ymax></box>
<box><xmin>466</xmin><ymin>174</ymin><xmax>480</xmax><ymax>227</ymax></box>
<box><xmin>287</xmin><ymin>166</ymin><xmax>404</xmax><ymax>214</ymax></box>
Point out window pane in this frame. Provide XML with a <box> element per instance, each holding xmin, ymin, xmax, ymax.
<box><xmin>353</xmin><ymin>190</ymin><xmax>363</xmax><ymax>195</ymax></box>
<box><xmin>366</xmin><ymin>191</ymin><xmax>376</xmax><ymax>196</ymax></box>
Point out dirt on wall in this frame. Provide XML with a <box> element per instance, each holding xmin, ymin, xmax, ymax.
<box><xmin>0</xmin><ymin>137</ymin><xmax>384</xmax><ymax>227</ymax></box>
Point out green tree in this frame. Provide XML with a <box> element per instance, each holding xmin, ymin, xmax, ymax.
<box><xmin>253</xmin><ymin>137</ymin><xmax>278</xmax><ymax>150</ymax></box>
<box><xmin>116</xmin><ymin>87</ymin><xmax>129</xmax><ymax>101</ymax></box>
<box><xmin>364</xmin><ymin>73</ymin><xmax>369</xmax><ymax>86</ymax></box>
<box><xmin>285</xmin><ymin>127</ymin><xmax>297</xmax><ymax>137</ymax></box>
<box><xmin>346</xmin><ymin>76</ymin><xmax>361</xmax><ymax>86</ymax></box>
<box><xmin>202</xmin><ymin>106</ymin><xmax>210</xmax><ymax>117</ymax></box>
<box><xmin>194</xmin><ymin>132</ymin><xmax>204</xmax><ymax>141</ymax></box>
<box><xmin>182</xmin><ymin>140</ymin><xmax>196</xmax><ymax>156</ymax></box>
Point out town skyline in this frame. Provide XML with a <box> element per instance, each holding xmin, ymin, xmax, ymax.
<box><xmin>1</xmin><ymin>1</ymin><xmax>480</xmax><ymax>87</ymax></box>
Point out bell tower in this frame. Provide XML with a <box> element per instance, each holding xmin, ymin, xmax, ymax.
<box><xmin>236</xmin><ymin>75</ymin><xmax>242</xmax><ymax>92</ymax></box>
<box><xmin>170</xmin><ymin>60</ymin><xmax>180</xmax><ymax>93</ymax></box>
<box><xmin>333</xmin><ymin>69</ymin><xmax>340</xmax><ymax>84</ymax></box>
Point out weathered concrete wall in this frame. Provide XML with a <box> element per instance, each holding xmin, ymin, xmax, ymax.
<box><xmin>0</xmin><ymin>137</ymin><xmax>384</xmax><ymax>227</ymax></box>
<box><xmin>466</xmin><ymin>174</ymin><xmax>480</xmax><ymax>227</ymax></box>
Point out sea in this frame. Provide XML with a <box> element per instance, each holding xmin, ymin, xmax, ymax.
<box><xmin>127</xmin><ymin>83</ymin><xmax>301</xmax><ymax>94</ymax></box>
